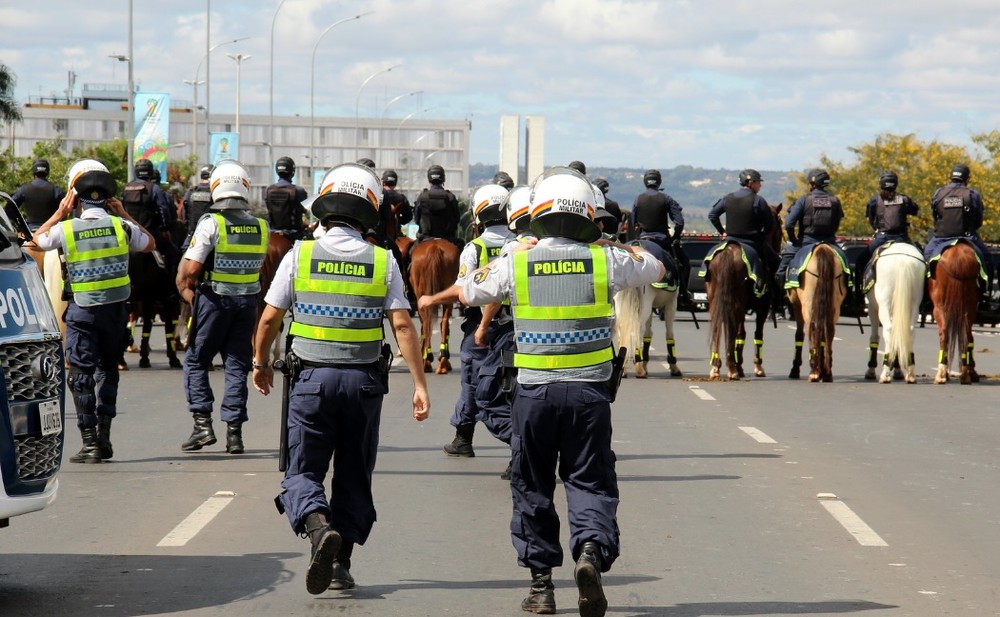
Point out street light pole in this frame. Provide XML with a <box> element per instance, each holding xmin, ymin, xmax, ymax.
<box><xmin>194</xmin><ymin>36</ymin><xmax>250</xmax><ymax>161</ymax></box>
<box><xmin>127</xmin><ymin>0</ymin><xmax>134</xmax><ymax>181</ymax></box>
<box><xmin>226</xmin><ymin>53</ymin><xmax>251</xmax><ymax>134</ymax></box>
<box><xmin>269</xmin><ymin>0</ymin><xmax>291</xmax><ymax>168</ymax></box>
<box><xmin>183</xmin><ymin>79</ymin><xmax>205</xmax><ymax>161</ymax></box>
<box><xmin>354</xmin><ymin>63</ymin><xmax>402</xmax><ymax>159</ymax></box>
<box><xmin>378</xmin><ymin>90</ymin><xmax>422</xmax><ymax>168</ymax></box>
<box><xmin>309</xmin><ymin>11</ymin><xmax>374</xmax><ymax>183</ymax></box>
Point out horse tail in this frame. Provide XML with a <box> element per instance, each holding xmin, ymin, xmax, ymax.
<box><xmin>884</xmin><ymin>254</ymin><xmax>921</xmax><ymax>366</ymax></box>
<box><xmin>938</xmin><ymin>244</ymin><xmax>978</xmax><ymax>368</ymax></box>
<box><xmin>615</xmin><ymin>286</ymin><xmax>644</xmax><ymax>355</ymax></box>
<box><xmin>809</xmin><ymin>246</ymin><xmax>837</xmax><ymax>364</ymax></box>
<box><xmin>708</xmin><ymin>246</ymin><xmax>745</xmax><ymax>359</ymax></box>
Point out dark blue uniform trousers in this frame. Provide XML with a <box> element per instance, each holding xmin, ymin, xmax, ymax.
<box><xmin>65</xmin><ymin>302</ymin><xmax>128</xmax><ymax>429</ymax></box>
<box><xmin>452</xmin><ymin>316</ymin><xmax>513</xmax><ymax>444</ymax></box>
<box><xmin>474</xmin><ymin>322</ymin><xmax>514</xmax><ymax>444</ymax></box>
<box><xmin>510</xmin><ymin>382</ymin><xmax>620</xmax><ymax>573</ymax></box>
<box><xmin>278</xmin><ymin>366</ymin><xmax>385</xmax><ymax>543</ymax></box>
<box><xmin>183</xmin><ymin>291</ymin><xmax>256</xmax><ymax>424</ymax></box>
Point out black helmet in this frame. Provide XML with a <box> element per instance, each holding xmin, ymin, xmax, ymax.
<box><xmin>382</xmin><ymin>169</ymin><xmax>398</xmax><ymax>186</ymax></box>
<box><xmin>879</xmin><ymin>171</ymin><xmax>898</xmax><ymax>191</ymax></box>
<box><xmin>275</xmin><ymin>156</ymin><xmax>296</xmax><ymax>178</ymax></box>
<box><xmin>594</xmin><ymin>177</ymin><xmax>610</xmax><ymax>194</ymax></box>
<box><xmin>134</xmin><ymin>158</ymin><xmax>154</xmax><ymax>180</ymax></box>
<box><xmin>567</xmin><ymin>160</ymin><xmax>587</xmax><ymax>175</ymax></box>
<box><xmin>643</xmin><ymin>169</ymin><xmax>662</xmax><ymax>188</ymax></box>
<box><xmin>199</xmin><ymin>164</ymin><xmax>213</xmax><ymax>180</ymax></box>
<box><xmin>739</xmin><ymin>169</ymin><xmax>762</xmax><ymax>186</ymax></box>
<box><xmin>357</xmin><ymin>157</ymin><xmax>376</xmax><ymax>169</ymax></box>
<box><xmin>427</xmin><ymin>164</ymin><xmax>445</xmax><ymax>185</ymax></box>
<box><xmin>594</xmin><ymin>207</ymin><xmax>618</xmax><ymax>232</ymax></box>
<box><xmin>493</xmin><ymin>170</ymin><xmax>514</xmax><ymax>190</ymax></box>
<box><xmin>808</xmin><ymin>168</ymin><xmax>831</xmax><ymax>189</ymax></box>
<box><xmin>951</xmin><ymin>163</ymin><xmax>971</xmax><ymax>182</ymax></box>
<box><xmin>32</xmin><ymin>159</ymin><xmax>50</xmax><ymax>177</ymax></box>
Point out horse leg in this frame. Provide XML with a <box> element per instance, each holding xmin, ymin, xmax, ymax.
<box><xmin>664</xmin><ymin>291</ymin><xmax>681</xmax><ymax>377</ymax></box>
<box><xmin>127</xmin><ymin>307</ymin><xmax>140</xmax><ymax>353</ymax></box>
<box><xmin>419</xmin><ymin>306</ymin><xmax>434</xmax><ymax>373</ymax></box>
<box><xmin>437</xmin><ymin>305</ymin><xmax>452</xmax><ymax>374</ymax></box>
<box><xmin>163</xmin><ymin>304</ymin><xmax>182</xmax><ymax>369</ymax></box>
<box><xmin>139</xmin><ymin>304</ymin><xmax>153</xmax><ymax>368</ymax></box>
<box><xmin>752</xmin><ymin>302</ymin><xmax>766</xmax><ymax>378</ymax></box>
<box><xmin>878</xmin><ymin>311</ymin><xmax>893</xmax><ymax>384</ymax></box>
<box><xmin>789</xmin><ymin>308</ymin><xmax>803</xmax><ymax>380</ymax></box>
<box><xmin>731</xmin><ymin>320</ymin><xmax>746</xmax><ymax>380</ymax></box>
<box><xmin>866</xmin><ymin>290</ymin><xmax>881</xmax><ymax>381</ymax></box>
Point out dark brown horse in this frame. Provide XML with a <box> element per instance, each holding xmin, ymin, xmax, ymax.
<box><xmin>788</xmin><ymin>243</ymin><xmax>848</xmax><ymax>382</ymax></box>
<box><xmin>705</xmin><ymin>204</ymin><xmax>783</xmax><ymax>380</ymax></box>
<box><xmin>409</xmin><ymin>239</ymin><xmax>460</xmax><ymax>373</ymax></box>
<box><xmin>929</xmin><ymin>242</ymin><xmax>980</xmax><ymax>384</ymax></box>
<box><xmin>255</xmin><ymin>231</ymin><xmax>295</xmax><ymax>365</ymax></box>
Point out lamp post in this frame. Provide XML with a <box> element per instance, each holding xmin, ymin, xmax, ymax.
<box><xmin>198</xmin><ymin>36</ymin><xmax>250</xmax><ymax>161</ymax></box>
<box><xmin>109</xmin><ymin>51</ymin><xmax>134</xmax><ymax>180</ymax></box>
<box><xmin>396</xmin><ymin>107</ymin><xmax>435</xmax><ymax>184</ymax></box>
<box><xmin>378</xmin><ymin>90</ymin><xmax>422</xmax><ymax>168</ymax></box>
<box><xmin>225</xmin><ymin>53</ymin><xmax>251</xmax><ymax>134</ymax></box>
<box><xmin>269</xmin><ymin>0</ymin><xmax>291</xmax><ymax>167</ymax></box>
<box><xmin>354</xmin><ymin>63</ymin><xmax>402</xmax><ymax>159</ymax></box>
<box><xmin>183</xmin><ymin>79</ymin><xmax>205</xmax><ymax>160</ymax></box>
<box><xmin>309</xmin><ymin>11</ymin><xmax>373</xmax><ymax>182</ymax></box>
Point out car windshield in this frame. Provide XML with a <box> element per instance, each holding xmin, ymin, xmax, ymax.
<box><xmin>682</xmin><ymin>241</ymin><xmax>719</xmax><ymax>261</ymax></box>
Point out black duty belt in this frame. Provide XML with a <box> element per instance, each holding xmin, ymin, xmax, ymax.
<box><xmin>299</xmin><ymin>359</ymin><xmax>379</xmax><ymax>369</ymax></box>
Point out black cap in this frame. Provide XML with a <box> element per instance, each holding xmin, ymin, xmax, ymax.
<box><xmin>493</xmin><ymin>171</ymin><xmax>514</xmax><ymax>190</ymax></box>
<box><xmin>951</xmin><ymin>164</ymin><xmax>971</xmax><ymax>182</ymax></box>
<box><xmin>427</xmin><ymin>164</ymin><xmax>445</xmax><ymax>185</ymax></box>
<box><xmin>568</xmin><ymin>160</ymin><xmax>587</xmax><ymax>175</ymax></box>
<box><xmin>134</xmin><ymin>158</ymin><xmax>154</xmax><ymax>180</ymax></box>
<box><xmin>594</xmin><ymin>177</ymin><xmax>610</xmax><ymax>194</ymax></box>
<box><xmin>276</xmin><ymin>156</ymin><xmax>296</xmax><ymax>178</ymax></box>
<box><xmin>808</xmin><ymin>168</ymin><xmax>831</xmax><ymax>189</ymax></box>
<box><xmin>32</xmin><ymin>159</ymin><xmax>50</xmax><ymax>177</ymax></box>
<box><xmin>739</xmin><ymin>169</ymin><xmax>762</xmax><ymax>186</ymax></box>
<box><xmin>382</xmin><ymin>169</ymin><xmax>398</xmax><ymax>186</ymax></box>
<box><xmin>879</xmin><ymin>171</ymin><xmax>898</xmax><ymax>191</ymax></box>
<box><xmin>643</xmin><ymin>169</ymin><xmax>661</xmax><ymax>188</ymax></box>
<box><xmin>357</xmin><ymin>157</ymin><xmax>376</xmax><ymax>169</ymax></box>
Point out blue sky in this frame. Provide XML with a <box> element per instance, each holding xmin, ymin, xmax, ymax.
<box><xmin>3</xmin><ymin>0</ymin><xmax>999</xmax><ymax>171</ymax></box>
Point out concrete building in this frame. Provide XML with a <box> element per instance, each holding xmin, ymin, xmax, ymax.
<box><xmin>524</xmin><ymin>115</ymin><xmax>545</xmax><ymax>185</ymax></box>
<box><xmin>498</xmin><ymin>114</ymin><xmax>520</xmax><ymax>184</ymax></box>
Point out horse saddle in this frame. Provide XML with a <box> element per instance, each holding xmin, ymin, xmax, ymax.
<box><xmin>632</xmin><ymin>239</ymin><xmax>678</xmax><ymax>290</ymax></box>
<box><xmin>862</xmin><ymin>241</ymin><xmax>919</xmax><ymax>294</ymax></box>
<box><xmin>925</xmin><ymin>238</ymin><xmax>988</xmax><ymax>286</ymax></box>
<box><xmin>700</xmin><ymin>240</ymin><xmax>767</xmax><ymax>298</ymax></box>
<box><xmin>786</xmin><ymin>242</ymin><xmax>853</xmax><ymax>290</ymax></box>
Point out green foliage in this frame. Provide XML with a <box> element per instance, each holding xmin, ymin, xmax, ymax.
<box><xmin>0</xmin><ymin>63</ymin><xmax>22</xmax><ymax>124</ymax></box>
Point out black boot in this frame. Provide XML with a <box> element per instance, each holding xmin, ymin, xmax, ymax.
<box><xmin>574</xmin><ymin>541</ymin><xmax>608</xmax><ymax>617</ymax></box>
<box><xmin>226</xmin><ymin>422</ymin><xmax>244</xmax><ymax>454</ymax></box>
<box><xmin>96</xmin><ymin>416</ymin><xmax>114</xmax><ymax>460</ymax></box>
<box><xmin>329</xmin><ymin>542</ymin><xmax>356</xmax><ymax>590</ymax></box>
<box><xmin>443</xmin><ymin>424</ymin><xmax>475</xmax><ymax>457</ymax></box>
<box><xmin>521</xmin><ymin>569</ymin><xmax>556</xmax><ymax>614</ymax></box>
<box><xmin>181</xmin><ymin>413</ymin><xmax>217</xmax><ymax>451</ymax></box>
<box><xmin>304</xmin><ymin>511</ymin><xmax>341</xmax><ymax>595</ymax></box>
<box><xmin>69</xmin><ymin>427</ymin><xmax>103</xmax><ymax>464</ymax></box>
<box><xmin>500</xmin><ymin>459</ymin><xmax>512</xmax><ymax>481</ymax></box>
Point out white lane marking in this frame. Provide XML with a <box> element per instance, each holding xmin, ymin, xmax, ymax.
<box><xmin>739</xmin><ymin>426</ymin><xmax>777</xmax><ymax>443</ymax></box>
<box><xmin>157</xmin><ymin>491</ymin><xmax>236</xmax><ymax>547</ymax></box>
<box><xmin>688</xmin><ymin>385</ymin><xmax>715</xmax><ymax>401</ymax></box>
<box><xmin>817</xmin><ymin>493</ymin><xmax>888</xmax><ymax>547</ymax></box>
<box><xmin>660</xmin><ymin>362</ymin><xmax>672</xmax><ymax>372</ymax></box>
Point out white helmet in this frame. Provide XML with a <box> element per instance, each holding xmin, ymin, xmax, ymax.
<box><xmin>209</xmin><ymin>160</ymin><xmax>251</xmax><ymax>208</ymax></box>
<box><xmin>528</xmin><ymin>167</ymin><xmax>600</xmax><ymax>243</ymax></box>
<box><xmin>591</xmin><ymin>183</ymin><xmax>606</xmax><ymax>209</ymax></box>
<box><xmin>67</xmin><ymin>159</ymin><xmax>117</xmax><ymax>202</ymax></box>
<box><xmin>504</xmin><ymin>185</ymin><xmax>532</xmax><ymax>232</ymax></box>
<box><xmin>310</xmin><ymin>162</ymin><xmax>382</xmax><ymax>231</ymax></box>
<box><xmin>473</xmin><ymin>184</ymin><xmax>509</xmax><ymax>226</ymax></box>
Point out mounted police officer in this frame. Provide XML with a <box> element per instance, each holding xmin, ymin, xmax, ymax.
<box><xmin>494</xmin><ymin>170</ymin><xmax>515</xmax><ymax>190</ymax></box>
<box><xmin>593</xmin><ymin>177</ymin><xmax>622</xmax><ymax>227</ymax></box>
<box><xmin>417</xmin><ymin>183</ymin><xmax>514</xmax><ymax>468</ymax></box>
<box><xmin>924</xmin><ymin>163</ymin><xmax>993</xmax><ymax>310</ymax></box>
<box><xmin>12</xmin><ymin>158</ymin><xmax>65</xmax><ymax>232</ymax></box>
<box><xmin>181</xmin><ymin>165</ymin><xmax>213</xmax><ymax>248</ymax></box>
<box><xmin>855</xmin><ymin>171</ymin><xmax>919</xmax><ymax>300</ymax></box>
<box><xmin>459</xmin><ymin>167</ymin><xmax>664</xmax><ymax>617</ymax></box>
<box><xmin>411</xmin><ymin>164</ymin><xmax>462</xmax><ymax>250</ymax></box>
<box><xmin>252</xmin><ymin>162</ymin><xmax>430</xmax><ymax>595</ymax></box>
<box><xmin>177</xmin><ymin>160</ymin><xmax>269</xmax><ymax>455</ymax></box>
<box><xmin>777</xmin><ymin>168</ymin><xmax>850</xmax><ymax>291</ymax></box>
<box><xmin>707</xmin><ymin>169</ymin><xmax>781</xmax><ymax>289</ymax></box>
<box><xmin>265</xmin><ymin>156</ymin><xmax>308</xmax><ymax>241</ymax></box>
<box><xmin>630</xmin><ymin>168</ymin><xmax>691</xmax><ymax>306</ymax></box>
<box><xmin>32</xmin><ymin>159</ymin><xmax>155</xmax><ymax>463</ymax></box>
<box><xmin>124</xmin><ymin>158</ymin><xmax>180</xmax><ymax>281</ymax></box>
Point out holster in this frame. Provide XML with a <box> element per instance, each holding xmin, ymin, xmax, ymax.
<box><xmin>377</xmin><ymin>343</ymin><xmax>393</xmax><ymax>390</ymax></box>
<box><xmin>608</xmin><ymin>346</ymin><xmax>627</xmax><ymax>403</ymax></box>
<box><xmin>500</xmin><ymin>350</ymin><xmax>518</xmax><ymax>402</ymax></box>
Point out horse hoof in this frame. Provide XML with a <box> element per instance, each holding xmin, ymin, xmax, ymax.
<box><xmin>754</xmin><ymin>368</ymin><xmax>766</xmax><ymax>378</ymax></box>
<box><xmin>635</xmin><ymin>363</ymin><xmax>647</xmax><ymax>379</ymax></box>
<box><xmin>864</xmin><ymin>369</ymin><xmax>876</xmax><ymax>381</ymax></box>
<box><xmin>139</xmin><ymin>358</ymin><xmax>151</xmax><ymax>369</ymax></box>
<box><xmin>423</xmin><ymin>362</ymin><xmax>433</xmax><ymax>373</ymax></box>
<box><xmin>822</xmin><ymin>375</ymin><xmax>833</xmax><ymax>383</ymax></box>
<box><xmin>970</xmin><ymin>371</ymin><xmax>980</xmax><ymax>383</ymax></box>
<box><xmin>118</xmin><ymin>362</ymin><xmax>129</xmax><ymax>372</ymax></box>
<box><xmin>878</xmin><ymin>376</ymin><xmax>890</xmax><ymax>384</ymax></box>
<box><xmin>788</xmin><ymin>370</ymin><xmax>799</xmax><ymax>380</ymax></box>
<box><xmin>169</xmin><ymin>358</ymin><xmax>182</xmax><ymax>369</ymax></box>
<box><xmin>905</xmin><ymin>375</ymin><xmax>916</xmax><ymax>384</ymax></box>
<box><xmin>127</xmin><ymin>344</ymin><xmax>139</xmax><ymax>354</ymax></box>
<box><xmin>808</xmin><ymin>373</ymin><xmax>820</xmax><ymax>383</ymax></box>
<box><xmin>670</xmin><ymin>367</ymin><xmax>683</xmax><ymax>377</ymax></box>
<box><xmin>728</xmin><ymin>373</ymin><xmax>739</xmax><ymax>381</ymax></box>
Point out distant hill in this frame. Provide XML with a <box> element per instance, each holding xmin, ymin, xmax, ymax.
<box><xmin>470</xmin><ymin>163</ymin><xmax>798</xmax><ymax>234</ymax></box>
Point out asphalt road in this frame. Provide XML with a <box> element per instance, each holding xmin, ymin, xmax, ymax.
<box><xmin>2</xmin><ymin>310</ymin><xmax>1000</xmax><ymax>616</ymax></box>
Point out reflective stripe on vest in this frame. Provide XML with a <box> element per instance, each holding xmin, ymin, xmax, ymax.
<box><xmin>206</xmin><ymin>213</ymin><xmax>267</xmax><ymax>293</ymax></box>
<box><xmin>61</xmin><ymin>217</ymin><xmax>130</xmax><ymax>306</ymax></box>
<box><xmin>511</xmin><ymin>244</ymin><xmax>613</xmax><ymax>371</ymax></box>
<box><xmin>288</xmin><ymin>242</ymin><xmax>389</xmax><ymax>363</ymax></box>
<box><xmin>472</xmin><ymin>237</ymin><xmax>510</xmax><ymax>306</ymax></box>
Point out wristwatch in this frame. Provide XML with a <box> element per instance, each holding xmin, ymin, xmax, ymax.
<box><xmin>252</xmin><ymin>360</ymin><xmax>269</xmax><ymax>370</ymax></box>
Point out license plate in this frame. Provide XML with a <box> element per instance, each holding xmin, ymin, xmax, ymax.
<box><xmin>39</xmin><ymin>400</ymin><xmax>61</xmax><ymax>437</ymax></box>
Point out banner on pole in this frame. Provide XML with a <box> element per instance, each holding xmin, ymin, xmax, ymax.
<box><xmin>209</xmin><ymin>132</ymin><xmax>240</xmax><ymax>165</ymax></box>
<box><xmin>133</xmin><ymin>92</ymin><xmax>171</xmax><ymax>180</ymax></box>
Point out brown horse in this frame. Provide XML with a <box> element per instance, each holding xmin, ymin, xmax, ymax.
<box><xmin>929</xmin><ymin>242</ymin><xmax>980</xmax><ymax>384</ymax></box>
<box><xmin>788</xmin><ymin>243</ymin><xmax>848</xmax><ymax>382</ymax></box>
<box><xmin>409</xmin><ymin>239</ymin><xmax>460</xmax><ymax>373</ymax></box>
<box><xmin>705</xmin><ymin>204</ymin><xmax>783</xmax><ymax>380</ymax></box>
<box><xmin>255</xmin><ymin>231</ymin><xmax>295</xmax><ymax>365</ymax></box>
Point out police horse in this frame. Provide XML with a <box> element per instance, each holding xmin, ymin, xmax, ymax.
<box><xmin>787</xmin><ymin>243</ymin><xmax>849</xmax><ymax>382</ymax></box>
<box><xmin>255</xmin><ymin>231</ymin><xmax>295</xmax><ymax>366</ymax></box>
<box><xmin>409</xmin><ymin>239</ymin><xmax>460</xmax><ymax>373</ymax></box>
<box><xmin>703</xmin><ymin>204</ymin><xmax>784</xmax><ymax>380</ymax></box>
<box><xmin>127</xmin><ymin>251</ymin><xmax>182</xmax><ymax>368</ymax></box>
<box><xmin>928</xmin><ymin>241</ymin><xmax>981</xmax><ymax>384</ymax></box>
<box><xmin>864</xmin><ymin>242</ymin><xmax>926</xmax><ymax>384</ymax></box>
<box><xmin>614</xmin><ymin>242</ymin><xmax>681</xmax><ymax>379</ymax></box>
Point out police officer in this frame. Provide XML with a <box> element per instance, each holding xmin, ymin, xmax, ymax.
<box><xmin>855</xmin><ymin>171</ymin><xmax>919</xmax><ymax>295</ymax></box>
<box><xmin>181</xmin><ymin>165</ymin><xmax>213</xmax><ymax>248</ymax></box>
<box><xmin>494</xmin><ymin>170</ymin><xmax>515</xmax><ymax>190</ymax></box>
<box><xmin>12</xmin><ymin>158</ymin><xmax>65</xmax><ymax>232</ymax></box>
<box><xmin>593</xmin><ymin>177</ymin><xmax>622</xmax><ymax>225</ymax></box>
<box><xmin>411</xmin><ymin>164</ymin><xmax>462</xmax><ymax>249</ymax></box>
<box><xmin>567</xmin><ymin>160</ymin><xmax>587</xmax><ymax>175</ymax></box>
<box><xmin>924</xmin><ymin>163</ymin><xmax>993</xmax><ymax>309</ymax></box>
<box><xmin>374</xmin><ymin>169</ymin><xmax>411</xmax><ymax>262</ymax></box>
<box><xmin>265</xmin><ymin>156</ymin><xmax>308</xmax><ymax>241</ymax></box>
<box><xmin>707</xmin><ymin>169</ymin><xmax>781</xmax><ymax>284</ymax></box>
<box><xmin>505</xmin><ymin>185</ymin><xmax>534</xmax><ymax>241</ymax></box>
<box><xmin>630</xmin><ymin>169</ymin><xmax>691</xmax><ymax>306</ymax></box>
<box><xmin>418</xmin><ymin>183</ymin><xmax>514</xmax><ymax>464</ymax></box>
<box><xmin>177</xmin><ymin>160</ymin><xmax>269</xmax><ymax>454</ymax></box>
<box><xmin>125</xmin><ymin>158</ymin><xmax>180</xmax><ymax>278</ymax></box>
<box><xmin>459</xmin><ymin>168</ymin><xmax>663</xmax><ymax>617</ymax></box>
<box><xmin>32</xmin><ymin>159</ymin><xmax>155</xmax><ymax>463</ymax></box>
<box><xmin>252</xmin><ymin>163</ymin><xmax>430</xmax><ymax>595</ymax></box>
<box><xmin>778</xmin><ymin>168</ymin><xmax>850</xmax><ymax>291</ymax></box>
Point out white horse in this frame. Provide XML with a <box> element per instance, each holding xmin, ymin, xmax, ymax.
<box><xmin>864</xmin><ymin>242</ymin><xmax>926</xmax><ymax>384</ymax></box>
<box><xmin>615</xmin><ymin>281</ymin><xmax>681</xmax><ymax>379</ymax></box>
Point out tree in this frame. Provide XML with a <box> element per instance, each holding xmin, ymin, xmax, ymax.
<box><xmin>0</xmin><ymin>63</ymin><xmax>22</xmax><ymax>125</ymax></box>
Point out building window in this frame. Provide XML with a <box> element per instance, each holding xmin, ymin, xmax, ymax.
<box><xmin>119</xmin><ymin>121</ymin><xmax>125</xmax><ymax>134</ymax></box>
<box><xmin>53</xmin><ymin>118</ymin><xmax>68</xmax><ymax>133</ymax></box>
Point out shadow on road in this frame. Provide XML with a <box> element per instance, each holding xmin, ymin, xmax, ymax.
<box><xmin>610</xmin><ymin>599</ymin><xmax>898</xmax><ymax>616</ymax></box>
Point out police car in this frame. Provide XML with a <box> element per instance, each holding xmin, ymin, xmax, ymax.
<box><xmin>0</xmin><ymin>193</ymin><xmax>65</xmax><ymax>528</ymax></box>
<box><xmin>680</xmin><ymin>233</ymin><xmax>723</xmax><ymax>310</ymax></box>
